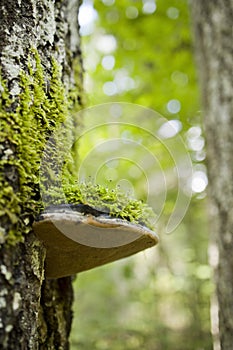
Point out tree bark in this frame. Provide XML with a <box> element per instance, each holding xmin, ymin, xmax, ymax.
<box><xmin>0</xmin><ymin>1</ymin><xmax>82</xmax><ymax>349</ymax></box>
<box><xmin>190</xmin><ymin>1</ymin><xmax>233</xmax><ymax>349</ymax></box>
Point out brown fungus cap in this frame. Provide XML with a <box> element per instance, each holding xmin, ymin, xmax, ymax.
<box><xmin>33</xmin><ymin>205</ymin><xmax>159</xmax><ymax>278</ymax></box>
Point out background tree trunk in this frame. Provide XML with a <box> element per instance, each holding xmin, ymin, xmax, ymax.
<box><xmin>0</xmin><ymin>1</ymin><xmax>82</xmax><ymax>349</ymax></box>
<box><xmin>190</xmin><ymin>1</ymin><xmax>233</xmax><ymax>349</ymax></box>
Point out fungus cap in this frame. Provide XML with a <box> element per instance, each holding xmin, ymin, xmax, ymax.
<box><xmin>33</xmin><ymin>205</ymin><xmax>159</xmax><ymax>278</ymax></box>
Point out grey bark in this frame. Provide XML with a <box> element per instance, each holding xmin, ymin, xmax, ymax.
<box><xmin>0</xmin><ymin>0</ymin><xmax>82</xmax><ymax>349</ymax></box>
<box><xmin>190</xmin><ymin>1</ymin><xmax>233</xmax><ymax>349</ymax></box>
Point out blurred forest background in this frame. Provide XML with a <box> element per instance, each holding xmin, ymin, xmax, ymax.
<box><xmin>70</xmin><ymin>0</ymin><xmax>213</xmax><ymax>349</ymax></box>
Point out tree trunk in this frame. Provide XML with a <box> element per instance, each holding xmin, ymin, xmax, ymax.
<box><xmin>0</xmin><ymin>1</ymin><xmax>82</xmax><ymax>349</ymax></box>
<box><xmin>190</xmin><ymin>1</ymin><xmax>233</xmax><ymax>349</ymax></box>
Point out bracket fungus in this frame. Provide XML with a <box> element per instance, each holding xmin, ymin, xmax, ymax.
<box><xmin>33</xmin><ymin>204</ymin><xmax>159</xmax><ymax>278</ymax></box>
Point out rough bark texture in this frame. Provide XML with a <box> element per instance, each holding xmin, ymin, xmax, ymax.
<box><xmin>0</xmin><ymin>0</ymin><xmax>82</xmax><ymax>349</ymax></box>
<box><xmin>190</xmin><ymin>1</ymin><xmax>233</xmax><ymax>349</ymax></box>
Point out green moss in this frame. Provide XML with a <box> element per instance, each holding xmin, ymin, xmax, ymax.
<box><xmin>63</xmin><ymin>182</ymin><xmax>156</xmax><ymax>230</ymax></box>
<box><xmin>0</xmin><ymin>50</ymin><xmax>75</xmax><ymax>245</ymax></box>
<box><xmin>0</xmin><ymin>50</ymin><xmax>156</xmax><ymax>246</ymax></box>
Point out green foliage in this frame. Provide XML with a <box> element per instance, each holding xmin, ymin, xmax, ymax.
<box><xmin>84</xmin><ymin>0</ymin><xmax>199</xmax><ymax>127</ymax></box>
<box><xmin>70</xmin><ymin>1</ymin><xmax>212</xmax><ymax>349</ymax></box>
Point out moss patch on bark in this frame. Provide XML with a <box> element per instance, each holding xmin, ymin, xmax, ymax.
<box><xmin>0</xmin><ymin>50</ymin><xmax>156</xmax><ymax>246</ymax></box>
<box><xmin>0</xmin><ymin>49</ymin><xmax>71</xmax><ymax>244</ymax></box>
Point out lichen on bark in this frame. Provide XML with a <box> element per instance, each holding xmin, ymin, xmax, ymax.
<box><xmin>190</xmin><ymin>0</ymin><xmax>233</xmax><ymax>348</ymax></box>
